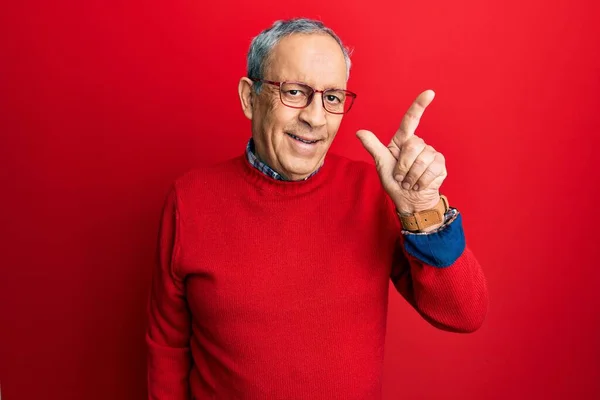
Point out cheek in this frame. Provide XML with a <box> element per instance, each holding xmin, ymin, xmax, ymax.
<box><xmin>326</xmin><ymin>117</ymin><xmax>343</xmax><ymax>138</ymax></box>
<box><xmin>267</xmin><ymin>107</ymin><xmax>300</xmax><ymax>136</ymax></box>
<box><xmin>253</xmin><ymin>99</ymin><xmax>279</xmax><ymax>134</ymax></box>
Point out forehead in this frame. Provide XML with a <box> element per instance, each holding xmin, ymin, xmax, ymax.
<box><xmin>264</xmin><ymin>33</ymin><xmax>347</xmax><ymax>89</ymax></box>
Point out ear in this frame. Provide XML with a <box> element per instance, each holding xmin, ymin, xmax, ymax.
<box><xmin>238</xmin><ymin>77</ymin><xmax>254</xmax><ymax>120</ymax></box>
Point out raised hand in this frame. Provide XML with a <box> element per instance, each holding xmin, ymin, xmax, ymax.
<box><xmin>356</xmin><ymin>90</ymin><xmax>447</xmax><ymax>215</ymax></box>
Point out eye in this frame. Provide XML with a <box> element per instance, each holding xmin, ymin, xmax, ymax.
<box><xmin>325</xmin><ymin>94</ymin><xmax>341</xmax><ymax>103</ymax></box>
<box><xmin>281</xmin><ymin>82</ymin><xmax>311</xmax><ymax>100</ymax></box>
<box><xmin>325</xmin><ymin>90</ymin><xmax>347</xmax><ymax>104</ymax></box>
<box><xmin>285</xmin><ymin>89</ymin><xmax>306</xmax><ymax>97</ymax></box>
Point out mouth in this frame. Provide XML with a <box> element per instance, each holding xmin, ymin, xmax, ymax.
<box><xmin>286</xmin><ymin>133</ymin><xmax>321</xmax><ymax>144</ymax></box>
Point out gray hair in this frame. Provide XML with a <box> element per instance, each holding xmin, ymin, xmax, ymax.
<box><xmin>247</xmin><ymin>18</ymin><xmax>352</xmax><ymax>92</ymax></box>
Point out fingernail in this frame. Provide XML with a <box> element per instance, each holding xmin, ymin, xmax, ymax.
<box><xmin>395</xmin><ymin>175</ymin><xmax>404</xmax><ymax>182</ymax></box>
<box><xmin>413</xmin><ymin>184</ymin><xmax>419</xmax><ymax>191</ymax></box>
<box><xmin>402</xmin><ymin>182</ymin><xmax>410</xmax><ymax>190</ymax></box>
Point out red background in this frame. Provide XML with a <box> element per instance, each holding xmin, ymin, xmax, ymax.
<box><xmin>1</xmin><ymin>0</ymin><xmax>599</xmax><ymax>399</ymax></box>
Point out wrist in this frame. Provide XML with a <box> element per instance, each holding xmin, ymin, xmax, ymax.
<box><xmin>395</xmin><ymin>195</ymin><xmax>441</xmax><ymax>215</ymax></box>
<box><xmin>413</xmin><ymin>221</ymin><xmax>443</xmax><ymax>233</ymax></box>
<box><xmin>396</xmin><ymin>195</ymin><xmax>449</xmax><ymax>232</ymax></box>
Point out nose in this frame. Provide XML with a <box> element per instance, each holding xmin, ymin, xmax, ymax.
<box><xmin>298</xmin><ymin>93</ymin><xmax>327</xmax><ymax>129</ymax></box>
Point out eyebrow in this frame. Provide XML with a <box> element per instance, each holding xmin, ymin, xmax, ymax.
<box><xmin>286</xmin><ymin>80</ymin><xmax>348</xmax><ymax>91</ymax></box>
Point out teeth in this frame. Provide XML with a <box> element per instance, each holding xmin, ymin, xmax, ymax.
<box><xmin>290</xmin><ymin>134</ymin><xmax>317</xmax><ymax>144</ymax></box>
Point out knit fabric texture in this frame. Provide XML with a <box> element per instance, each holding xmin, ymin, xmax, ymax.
<box><xmin>146</xmin><ymin>153</ymin><xmax>488</xmax><ymax>399</ymax></box>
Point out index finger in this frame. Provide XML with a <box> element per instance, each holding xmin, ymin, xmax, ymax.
<box><xmin>393</xmin><ymin>90</ymin><xmax>436</xmax><ymax>147</ymax></box>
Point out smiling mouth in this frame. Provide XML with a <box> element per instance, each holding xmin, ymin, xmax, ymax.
<box><xmin>287</xmin><ymin>133</ymin><xmax>320</xmax><ymax>144</ymax></box>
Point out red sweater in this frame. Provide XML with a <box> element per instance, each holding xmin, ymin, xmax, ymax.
<box><xmin>146</xmin><ymin>153</ymin><xmax>488</xmax><ymax>399</ymax></box>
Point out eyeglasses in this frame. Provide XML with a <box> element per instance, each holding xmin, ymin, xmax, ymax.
<box><xmin>251</xmin><ymin>79</ymin><xmax>357</xmax><ymax>115</ymax></box>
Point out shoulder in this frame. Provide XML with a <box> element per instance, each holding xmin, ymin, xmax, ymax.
<box><xmin>163</xmin><ymin>156</ymin><xmax>245</xmax><ymax>213</ymax></box>
<box><xmin>326</xmin><ymin>151</ymin><xmax>398</xmax><ymax>228</ymax></box>
<box><xmin>172</xmin><ymin>156</ymin><xmax>243</xmax><ymax>194</ymax></box>
<box><xmin>325</xmin><ymin>152</ymin><xmax>382</xmax><ymax>189</ymax></box>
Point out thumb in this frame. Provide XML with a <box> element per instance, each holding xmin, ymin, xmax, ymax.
<box><xmin>356</xmin><ymin>129</ymin><xmax>396</xmax><ymax>174</ymax></box>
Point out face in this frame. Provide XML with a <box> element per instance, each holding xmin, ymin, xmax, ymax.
<box><xmin>239</xmin><ymin>33</ymin><xmax>348</xmax><ymax>181</ymax></box>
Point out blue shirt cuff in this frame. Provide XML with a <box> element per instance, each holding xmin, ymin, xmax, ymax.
<box><xmin>402</xmin><ymin>211</ymin><xmax>466</xmax><ymax>267</ymax></box>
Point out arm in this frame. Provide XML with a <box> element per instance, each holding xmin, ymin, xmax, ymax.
<box><xmin>356</xmin><ymin>90</ymin><xmax>488</xmax><ymax>332</ymax></box>
<box><xmin>146</xmin><ymin>188</ymin><xmax>192</xmax><ymax>399</ymax></box>
<box><xmin>390</xmin><ymin>210</ymin><xmax>488</xmax><ymax>333</ymax></box>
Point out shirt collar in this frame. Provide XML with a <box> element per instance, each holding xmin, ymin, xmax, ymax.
<box><xmin>245</xmin><ymin>138</ymin><xmax>322</xmax><ymax>181</ymax></box>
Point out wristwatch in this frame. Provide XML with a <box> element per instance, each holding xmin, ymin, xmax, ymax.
<box><xmin>397</xmin><ymin>195</ymin><xmax>450</xmax><ymax>232</ymax></box>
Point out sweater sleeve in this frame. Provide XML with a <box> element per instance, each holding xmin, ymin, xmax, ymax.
<box><xmin>389</xmin><ymin>208</ymin><xmax>489</xmax><ymax>333</ymax></box>
<box><xmin>146</xmin><ymin>187</ymin><xmax>192</xmax><ymax>399</ymax></box>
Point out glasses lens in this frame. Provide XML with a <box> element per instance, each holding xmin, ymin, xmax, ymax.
<box><xmin>279</xmin><ymin>82</ymin><xmax>355</xmax><ymax>114</ymax></box>
<box><xmin>323</xmin><ymin>90</ymin><xmax>353</xmax><ymax>114</ymax></box>
<box><xmin>280</xmin><ymin>82</ymin><xmax>312</xmax><ymax>108</ymax></box>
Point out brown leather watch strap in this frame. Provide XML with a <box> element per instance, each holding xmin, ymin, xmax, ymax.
<box><xmin>397</xmin><ymin>195</ymin><xmax>449</xmax><ymax>232</ymax></box>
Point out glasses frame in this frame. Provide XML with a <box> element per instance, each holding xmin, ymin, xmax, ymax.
<box><xmin>251</xmin><ymin>78</ymin><xmax>357</xmax><ymax>115</ymax></box>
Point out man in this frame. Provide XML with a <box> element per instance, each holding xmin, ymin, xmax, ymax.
<box><xmin>146</xmin><ymin>18</ymin><xmax>488</xmax><ymax>399</ymax></box>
